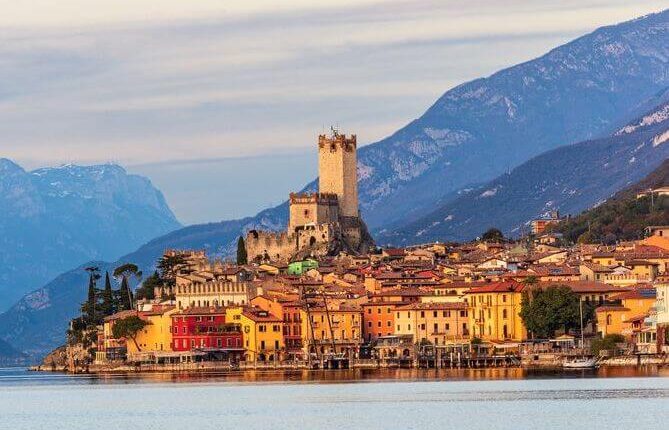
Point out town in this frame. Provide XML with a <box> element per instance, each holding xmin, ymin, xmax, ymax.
<box><xmin>51</xmin><ymin>130</ymin><xmax>669</xmax><ymax>373</ymax></box>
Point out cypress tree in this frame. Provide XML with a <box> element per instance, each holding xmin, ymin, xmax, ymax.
<box><xmin>119</xmin><ymin>276</ymin><xmax>134</xmax><ymax>311</ymax></box>
<box><xmin>101</xmin><ymin>271</ymin><xmax>115</xmax><ymax>316</ymax></box>
<box><xmin>237</xmin><ymin>236</ymin><xmax>248</xmax><ymax>265</ymax></box>
<box><xmin>85</xmin><ymin>274</ymin><xmax>97</xmax><ymax>324</ymax></box>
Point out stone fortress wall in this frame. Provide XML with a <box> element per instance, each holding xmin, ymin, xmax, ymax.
<box><xmin>245</xmin><ymin>129</ymin><xmax>367</xmax><ymax>263</ymax></box>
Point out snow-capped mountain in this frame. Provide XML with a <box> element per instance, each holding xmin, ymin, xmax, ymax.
<box><xmin>244</xmin><ymin>9</ymin><xmax>669</xmax><ymax>235</ymax></box>
<box><xmin>3</xmin><ymin>9</ymin><xmax>669</xmax><ymax>360</ymax></box>
<box><xmin>378</xmin><ymin>98</ymin><xmax>669</xmax><ymax>244</ymax></box>
<box><xmin>0</xmin><ymin>160</ymin><xmax>181</xmax><ymax>310</ymax></box>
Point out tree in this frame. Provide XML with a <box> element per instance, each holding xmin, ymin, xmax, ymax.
<box><xmin>118</xmin><ymin>277</ymin><xmax>133</xmax><ymax>311</ymax></box>
<box><xmin>111</xmin><ymin>315</ymin><xmax>149</xmax><ymax>352</ymax></box>
<box><xmin>481</xmin><ymin>227</ymin><xmax>504</xmax><ymax>242</ymax></box>
<box><xmin>237</xmin><ymin>236</ymin><xmax>248</xmax><ymax>265</ymax></box>
<box><xmin>157</xmin><ymin>254</ymin><xmax>186</xmax><ymax>288</ymax></box>
<box><xmin>591</xmin><ymin>334</ymin><xmax>625</xmax><ymax>356</ymax></box>
<box><xmin>81</xmin><ymin>266</ymin><xmax>101</xmax><ymax>325</ymax></box>
<box><xmin>114</xmin><ymin>263</ymin><xmax>142</xmax><ymax>311</ymax></box>
<box><xmin>520</xmin><ymin>285</ymin><xmax>593</xmax><ymax>339</ymax></box>
<box><xmin>100</xmin><ymin>271</ymin><xmax>115</xmax><ymax>317</ymax></box>
<box><xmin>136</xmin><ymin>271</ymin><xmax>160</xmax><ymax>301</ymax></box>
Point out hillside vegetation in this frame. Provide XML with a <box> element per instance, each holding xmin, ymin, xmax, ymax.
<box><xmin>552</xmin><ymin>159</ymin><xmax>669</xmax><ymax>244</ymax></box>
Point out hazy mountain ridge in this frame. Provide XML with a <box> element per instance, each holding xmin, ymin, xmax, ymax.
<box><xmin>3</xmin><ymin>10</ymin><xmax>669</xmax><ymax>360</ymax></box>
<box><xmin>0</xmin><ymin>160</ymin><xmax>181</xmax><ymax>310</ymax></box>
<box><xmin>379</xmin><ymin>99</ymin><xmax>669</xmax><ymax>244</ymax></box>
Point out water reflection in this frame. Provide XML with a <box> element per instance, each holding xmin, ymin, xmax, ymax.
<box><xmin>2</xmin><ymin>365</ymin><xmax>669</xmax><ymax>387</ymax></box>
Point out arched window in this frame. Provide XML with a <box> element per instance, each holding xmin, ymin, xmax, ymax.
<box><xmin>606</xmin><ymin>314</ymin><xmax>612</xmax><ymax>325</ymax></box>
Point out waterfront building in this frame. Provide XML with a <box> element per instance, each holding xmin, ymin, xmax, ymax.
<box><xmin>301</xmin><ymin>301</ymin><xmax>362</xmax><ymax>356</ymax></box>
<box><xmin>251</xmin><ymin>295</ymin><xmax>304</xmax><ymax>359</ymax></box>
<box><xmin>125</xmin><ymin>306</ymin><xmax>178</xmax><ymax>359</ymax></box>
<box><xmin>465</xmin><ymin>281</ymin><xmax>526</xmax><ymax>342</ymax></box>
<box><xmin>226</xmin><ymin>307</ymin><xmax>284</xmax><ymax>362</ymax></box>
<box><xmin>394</xmin><ymin>302</ymin><xmax>469</xmax><ymax>346</ymax></box>
<box><xmin>170</xmin><ymin>307</ymin><xmax>243</xmax><ymax>355</ymax></box>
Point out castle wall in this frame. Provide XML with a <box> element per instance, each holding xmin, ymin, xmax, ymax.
<box><xmin>296</xmin><ymin>223</ymin><xmax>335</xmax><ymax>251</ymax></box>
<box><xmin>245</xmin><ymin>230</ymin><xmax>296</xmax><ymax>263</ymax></box>
<box><xmin>289</xmin><ymin>192</ymin><xmax>339</xmax><ymax>232</ymax></box>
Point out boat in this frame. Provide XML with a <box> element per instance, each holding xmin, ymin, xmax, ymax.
<box><xmin>563</xmin><ymin>357</ymin><xmax>598</xmax><ymax>369</ymax></box>
<box><xmin>562</xmin><ymin>299</ymin><xmax>598</xmax><ymax>369</ymax></box>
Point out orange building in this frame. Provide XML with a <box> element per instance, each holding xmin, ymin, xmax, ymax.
<box><xmin>361</xmin><ymin>301</ymin><xmax>405</xmax><ymax>342</ymax></box>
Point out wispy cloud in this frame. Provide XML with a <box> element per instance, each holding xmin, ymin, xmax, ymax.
<box><xmin>0</xmin><ymin>0</ymin><xmax>666</xmax><ymax>222</ymax></box>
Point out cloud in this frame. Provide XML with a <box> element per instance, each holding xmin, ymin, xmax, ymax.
<box><xmin>0</xmin><ymin>0</ymin><xmax>667</xmax><ymax>222</ymax></box>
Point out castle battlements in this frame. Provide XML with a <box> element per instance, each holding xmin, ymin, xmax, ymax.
<box><xmin>289</xmin><ymin>192</ymin><xmax>339</xmax><ymax>205</ymax></box>
<box><xmin>245</xmin><ymin>129</ymin><xmax>369</xmax><ymax>264</ymax></box>
<box><xmin>318</xmin><ymin>133</ymin><xmax>357</xmax><ymax>152</ymax></box>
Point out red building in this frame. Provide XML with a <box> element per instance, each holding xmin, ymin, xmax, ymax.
<box><xmin>171</xmin><ymin>307</ymin><xmax>243</xmax><ymax>355</ymax></box>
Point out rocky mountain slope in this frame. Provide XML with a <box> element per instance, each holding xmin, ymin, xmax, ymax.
<box><xmin>553</xmin><ymin>158</ymin><xmax>669</xmax><ymax>244</ymax></box>
<box><xmin>0</xmin><ymin>160</ymin><xmax>181</xmax><ymax>310</ymax></box>
<box><xmin>379</xmin><ymin>99</ymin><xmax>669</xmax><ymax>244</ymax></box>
<box><xmin>219</xmin><ymin>10</ymin><xmax>669</xmax><ymax>238</ymax></box>
<box><xmin>3</xmin><ymin>10</ymin><xmax>669</xmax><ymax>360</ymax></box>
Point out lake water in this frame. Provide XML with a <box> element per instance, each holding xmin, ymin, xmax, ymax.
<box><xmin>2</xmin><ymin>367</ymin><xmax>669</xmax><ymax>430</ymax></box>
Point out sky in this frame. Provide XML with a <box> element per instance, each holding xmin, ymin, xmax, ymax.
<box><xmin>1</xmin><ymin>0</ymin><xmax>667</xmax><ymax>224</ymax></box>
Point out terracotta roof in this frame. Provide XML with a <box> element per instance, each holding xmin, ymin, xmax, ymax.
<box><xmin>595</xmin><ymin>305</ymin><xmax>630</xmax><ymax>313</ymax></box>
<box><xmin>175</xmin><ymin>306</ymin><xmax>227</xmax><ymax>316</ymax></box>
<box><xmin>466</xmin><ymin>281</ymin><xmax>524</xmax><ymax>294</ymax></box>
<box><xmin>396</xmin><ymin>302</ymin><xmax>467</xmax><ymax>311</ymax></box>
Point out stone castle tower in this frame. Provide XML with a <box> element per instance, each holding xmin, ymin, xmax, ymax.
<box><xmin>245</xmin><ymin>130</ymin><xmax>370</xmax><ymax>263</ymax></box>
<box><xmin>318</xmin><ymin>132</ymin><xmax>358</xmax><ymax>219</ymax></box>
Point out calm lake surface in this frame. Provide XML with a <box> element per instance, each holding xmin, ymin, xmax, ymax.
<box><xmin>2</xmin><ymin>367</ymin><xmax>669</xmax><ymax>430</ymax></box>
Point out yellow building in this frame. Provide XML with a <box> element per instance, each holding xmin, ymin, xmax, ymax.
<box><xmin>596</xmin><ymin>288</ymin><xmax>656</xmax><ymax>337</ymax></box>
<box><xmin>126</xmin><ymin>306</ymin><xmax>178</xmax><ymax>357</ymax></box>
<box><xmin>465</xmin><ymin>281</ymin><xmax>527</xmax><ymax>342</ymax></box>
<box><xmin>226</xmin><ymin>306</ymin><xmax>284</xmax><ymax>362</ymax></box>
<box><xmin>301</xmin><ymin>302</ymin><xmax>362</xmax><ymax>356</ymax></box>
<box><xmin>394</xmin><ymin>302</ymin><xmax>469</xmax><ymax>346</ymax></box>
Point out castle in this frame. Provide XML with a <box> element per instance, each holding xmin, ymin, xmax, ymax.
<box><xmin>246</xmin><ymin>130</ymin><xmax>372</xmax><ymax>263</ymax></box>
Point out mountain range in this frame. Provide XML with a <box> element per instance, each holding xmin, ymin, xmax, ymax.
<box><xmin>2</xmin><ymin>10</ymin><xmax>669</xmax><ymax>360</ymax></box>
<box><xmin>0</xmin><ymin>161</ymin><xmax>181</xmax><ymax>310</ymax></box>
<box><xmin>378</xmin><ymin>96</ymin><xmax>669</xmax><ymax>244</ymax></box>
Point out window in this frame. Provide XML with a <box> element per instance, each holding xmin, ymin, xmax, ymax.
<box><xmin>260</xmin><ymin>340</ymin><xmax>266</xmax><ymax>350</ymax></box>
<box><xmin>368</xmin><ymin>321</ymin><xmax>372</xmax><ymax>328</ymax></box>
<box><xmin>445</xmin><ymin>323</ymin><xmax>450</xmax><ymax>331</ymax></box>
<box><xmin>259</xmin><ymin>325</ymin><xmax>266</xmax><ymax>332</ymax></box>
<box><xmin>420</xmin><ymin>311</ymin><xmax>425</xmax><ymax>318</ymax></box>
<box><xmin>433</xmin><ymin>323</ymin><xmax>438</xmax><ymax>332</ymax></box>
<box><xmin>217</xmin><ymin>338</ymin><xmax>222</xmax><ymax>348</ymax></box>
<box><xmin>273</xmin><ymin>325</ymin><xmax>280</xmax><ymax>332</ymax></box>
<box><xmin>502</xmin><ymin>295</ymin><xmax>507</xmax><ymax>303</ymax></box>
<box><xmin>377</xmin><ymin>321</ymin><xmax>382</xmax><ymax>328</ymax></box>
<box><xmin>502</xmin><ymin>309</ymin><xmax>508</xmax><ymax>319</ymax></box>
<box><xmin>377</xmin><ymin>308</ymin><xmax>381</xmax><ymax>314</ymax></box>
<box><xmin>387</xmin><ymin>321</ymin><xmax>392</xmax><ymax>327</ymax></box>
<box><xmin>433</xmin><ymin>311</ymin><xmax>437</xmax><ymax>318</ymax></box>
<box><xmin>367</xmin><ymin>308</ymin><xmax>372</xmax><ymax>314</ymax></box>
